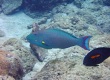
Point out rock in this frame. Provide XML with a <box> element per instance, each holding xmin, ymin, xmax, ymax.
<box><xmin>1</xmin><ymin>0</ymin><xmax>22</xmax><ymax>15</ymax></box>
<box><xmin>1</xmin><ymin>38</ymin><xmax>37</xmax><ymax>73</ymax></box>
<box><xmin>102</xmin><ymin>0</ymin><xmax>110</xmax><ymax>6</ymax></box>
<box><xmin>30</xmin><ymin>44</ymin><xmax>47</xmax><ymax>62</ymax></box>
<box><xmin>0</xmin><ymin>50</ymin><xmax>11</xmax><ymax>75</ymax></box>
<box><xmin>0</xmin><ymin>7</ymin><xmax>2</xmax><ymax>13</ymax></box>
<box><xmin>73</xmin><ymin>0</ymin><xmax>85</xmax><ymax>8</ymax></box>
<box><xmin>31</xmin><ymin>55</ymin><xmax>110</xmax><ymax>80</ymax></box>
<box><xmin>52</xmin><ymin>13</ymin><xmax>72</xmax><ymax>29</ymax></box>
<box><xmin>0</xmin><ymin>30</ymin><xmax>5</xmax><ymax>37</ymax></box>
<box><xmin>0</xmin><ymin>0</ymin><xmax>3</xmax><ymax>6</ymax></box>
<box><xmin>38</xmin><ymin>17</ymin><xmax>48</xmax><ymax>25</ymax></box>
<box><xmin>48</xmin><ymin>11</ymin><xmax>101</xmax><ymax>37</ymax></box>
<box><xmin>0</xmin><ymin>50</ymin><xmax>24</xmax><ymax>80</ymax></box>
<box><xmin>90</xmin><ymin>34</ymin><xmax>110</xmax><ymax>48</ymax></box>
<box><xmin>23</xmin><ymin>0</ymin><xmax>73</xmax><ymax>11</ymax></box>
<box><xmin>23</xmin><ymin>0</ymin><xmax>73</xmax><ymax>18</ymax></box>
<box><xmin>103</xmin><ymin>57</ymin><xmax>110</xmax><ymax>69</ymax></box>
<box><xmin>0</xmin><ymin>75</ymin><xmax>15</xmax><ymax>80</ymax></box>
<box><xmin>0</xmin><ymin>0</ymin><xmax>3</xmax><ymax>13</ymax></box>
<box><xmin>96</xmin><ymin>21</ymin><xmax>110</xmax><ymax>33</ymax></box>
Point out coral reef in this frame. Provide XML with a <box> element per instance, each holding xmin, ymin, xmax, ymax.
<box><xmin>0</xmin><ymin>0</ymin><xmax>110</xmax><ymax>17</ymax></box>
<box><xmin>22</xmin><ymin>0</ymin><xmax>73</xmax><ymax>18</ymax></box>
<box><xmin>1</xmin><ymin>38</ymin><xmax>37</xmax><ymax>73</ymax></box>
<box><xmin>0</xmin><ymin>50</ymin><xmax>24</xmax><ymax>80</ymax></box>
<box><xmin>23</xmin><ymin>0</ymin><xmax>73</xmax><ymax>12</ymax></box>
<box><xmin>29</xmin><ymin>55</ymin><xmax>110</xmax><ymax>80</ymax></box>
<box><xmin>32</xmin><ymin>0</ymin><xmax>110</xmax><ymax>34</ymax></box>
<box><xmin>0</xmin><ymin>50</ymin><xmax>11</xmax><ymax>75</ymax></box>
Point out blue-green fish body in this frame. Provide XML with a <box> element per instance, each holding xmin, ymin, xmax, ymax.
<box><xmin>26</xmin><ymin>29</ymin><xmax>92</xmax><ymax>50</ymax></box>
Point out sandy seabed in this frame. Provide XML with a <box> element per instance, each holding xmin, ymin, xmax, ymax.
<box><xmin>0</xmin><ymin>12</ymin><xmax>36</xmax><ymax>45</ymax></box>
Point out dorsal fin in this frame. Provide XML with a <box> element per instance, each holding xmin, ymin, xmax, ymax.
<box><xmin>52</xmin><ymin>28</ymin><xmax>77</xmax><ymax>38</ymax></box>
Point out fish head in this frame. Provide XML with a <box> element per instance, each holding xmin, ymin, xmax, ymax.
<box><xmin>26</xmin><ymin>33</ymin><xmax>38</xmax><ymax>45</ymax></box>
<box><xmin>26</xmin><ymin>33</ymin><xmax>51</xmax><ymax>49</ymax></box>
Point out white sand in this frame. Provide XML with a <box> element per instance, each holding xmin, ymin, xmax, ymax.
<box><xmin>0</xmin><ymin>12</ymin><xmax>36</xmax><ymax>44</ymax></box>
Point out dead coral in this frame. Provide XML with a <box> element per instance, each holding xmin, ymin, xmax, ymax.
<box><xmin>2</xmin><ymin>38</ymin><xmax>37</xmax><ymax>73</ymax></box>
<box><xmin>0</xmin><ymin>50</ymin><xmax>10</xmax><ymax>75</ymax></box>
<box><xmin>0</xmin><ymin>50</ymin><xmax>24</xmax><ymax>80</ymax></box>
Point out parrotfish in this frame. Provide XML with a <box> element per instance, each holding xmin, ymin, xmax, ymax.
<box><xmin>26</xmin><ymin>28</ymin><xmax>92</xmax><ymax>50</ymax></box>
<box><xmin>83</xmin><ymin>47</ymin><xmax>110</xmax><ymax>66</ymax></box>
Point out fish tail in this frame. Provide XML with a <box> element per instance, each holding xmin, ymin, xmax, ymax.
<box><xmin>79</xmin><ymin>36</ymin><xmax>92</xmax><ymax>50</ymax></box>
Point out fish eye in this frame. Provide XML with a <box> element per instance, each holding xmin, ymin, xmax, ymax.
<box><xmin>42</xmin><ymin>41</ymin><xmax>45</xmax><ymax>44</ymax></box>
<box><xmin>41</xmin><ymin>40</ymin><xmax>49</xmax><ymax>47</ymax></box>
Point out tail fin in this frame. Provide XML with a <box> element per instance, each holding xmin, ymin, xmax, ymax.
<box><xmin>79</xmin><ymin>36</ymin><xmax>92</xmax><ymax>50</ymax></box>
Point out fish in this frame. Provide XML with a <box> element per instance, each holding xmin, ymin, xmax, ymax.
<box><xmin>26</xmin><ymin>28</ymin><xmax>92</xmax><ymax>50</ymax></box>
<box><xmin>83</xmin><ymin>47</ymin><xmax>110</xmax><ymax>66</ymax></box>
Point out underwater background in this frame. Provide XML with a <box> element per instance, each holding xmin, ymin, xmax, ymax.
<box><xmin>0</xmin><ymin>0</ymin><xmax>110</xmax><ymax>80</ymax></box>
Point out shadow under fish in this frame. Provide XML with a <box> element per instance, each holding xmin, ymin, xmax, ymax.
<box><xmin>30</xmin><ymin>44</ymin><xmax>47</xmax><ymax>62</ymax></box>
<box><xmin>83</xmin><ymin>47</ymin><xmax>110</xmax><ymax>66</ymax></box>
